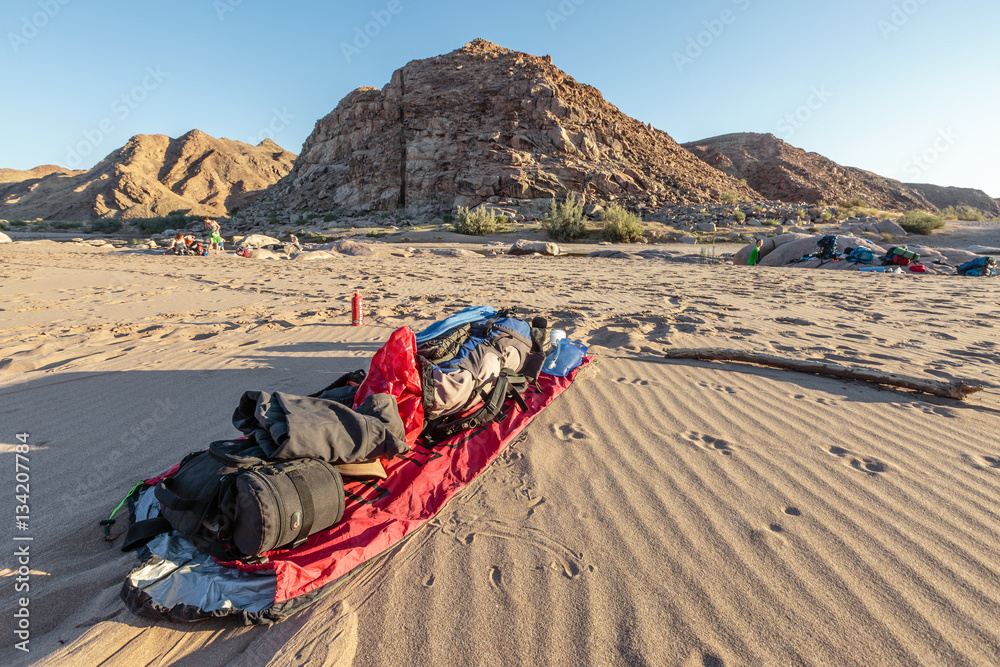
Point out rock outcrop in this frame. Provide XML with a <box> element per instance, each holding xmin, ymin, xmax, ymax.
<box><xmin>250</xmin><ymin>39</ymin><xmax>757</xmax><ymax>221</ymax></box>
<box><xmin>904</xmin><ymin>183</ymin><xmax>1000</xmax><ymax>218</ymax></box>
<box><xmin>0</xmin><ymin>130</ymin><xmax>295</xmax><ymax>221</ymax></box>
<box><xmin>683</xmin><ymin>132</ymin><xmax>935</xmax><ymax>211</ymax></box>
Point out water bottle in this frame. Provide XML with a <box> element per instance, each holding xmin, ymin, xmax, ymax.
<box><xmin>549</xmin><ymin>329</ymin><xmax>566</xmax><ymax>350</ymax></box>
<box><xmin>542</xmin><ymin>338</ymin><xmax>588</xmax><ymax>377</ymax></box>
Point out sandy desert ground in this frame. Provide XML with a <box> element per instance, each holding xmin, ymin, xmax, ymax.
<box><xmin>1</xmin><ymin>237</ymin><xmax>999</xmax><ymax>666</ymax></box>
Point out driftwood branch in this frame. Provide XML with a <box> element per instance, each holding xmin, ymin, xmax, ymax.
<box><xmin>663</xmin><ymin>348</ymin><xmax>984</xmax><ymax>400</ymax></box>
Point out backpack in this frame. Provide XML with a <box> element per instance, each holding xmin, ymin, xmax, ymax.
<box><xmin>883</xmin><ymin>246</ymin><xmax>919</xmax><ymax>265</ymax></box>
<box><xmin>816</xmin><ymin>235</ymin><xmax>838</xmax><ymax>260</ymax></box>
<box><xmin>847</xmin><ymin>247</ymin><xmax>875</xmax><ymax>264</ymax></box>
<box><xmin>416</xmin><ymin>307</ymin><xmax>547</xmax><ymax>443</ymax></box>
<box><xmin>956</xmin><ymin>256</ymin><xmax>997</xmax><ymax>276</ymax></box>
<box><xmin>124</xmin><ymin>439</ymin><xmax>346</xmax><ymax>562</ymax></box>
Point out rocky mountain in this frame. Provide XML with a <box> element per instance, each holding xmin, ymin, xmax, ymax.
<box><xmin>0</xmin><ymin>165</ymin><xmax>82</xmax><ymax>183</ymax></box>
<box><xmin>0</xmin><ymin>130</ymin><xmax>295</xmax><ymax>221</ymax></box>
<box><xmin>249</xmin><ymin>39</ymin><xmax>757</xmax><ymax>222</ymax></box>
<box><xmin>682</xmin><ymin>132</ymin><xmax>935</xmax><ymax>211</ymax></box>
<box><xmin>904</xmin><ymin>183</ymin><xmax>1000</xmax><ymax>217</ymax></box>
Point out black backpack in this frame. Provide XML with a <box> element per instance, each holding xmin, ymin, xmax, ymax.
<box><xmin>816</xmin><ymin>235</ymin><xmax>838</xmax><ymax>260</ymax></box>
<box><xmin>124</xmin><ymin>439</ymin><xmax>345</xmax><ymax>562</ymax></box>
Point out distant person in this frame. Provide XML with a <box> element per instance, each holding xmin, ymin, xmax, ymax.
<box><xmin>286</xmin><ymin>232</ymin><xmax>302</xmax><ymax>256</ymax></box>
<box><xmin>748</xmin><ymin>238</ymin><xmax>764</xmax><ymax>266</ymax></box>
<box><xmin>166</xmin><ymin>232</ymin><xmax>186</xmax><ymax>255</ymax></box>
<box><xmin>204</xmin><ymin>217</ymin><xmax>224</xmax><ymax>254</ymax></box>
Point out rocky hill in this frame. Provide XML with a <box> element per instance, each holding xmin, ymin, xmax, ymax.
<box><xmin>249</xmin><ymin>39</ymin><xmax>757</xmax><ymax>222</ymax></box>
<box><xmin>904</xmin><ymin>183</ymin><xmax>999</xmax><ymax>217</ymax></box>
<box><xmin>682</xmin><ymin>132</ymin><xmax>935</xmax><ymax>211</ymax></box>
<box><xmin>0</xmin><ymin>165</ymin><xmax>82</xmax><ymax>184</ymax></box>
<box><xmin>0</xmin><ymin>130</ymin><xmax>295</xmax><ymax>221</ymax></box>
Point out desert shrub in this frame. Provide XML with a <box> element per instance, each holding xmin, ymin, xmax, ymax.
<box><xmin>87</xmin><ymin>219</ymin><xmax>123</xmax><ymax>234</ymax></box>
<box><xmin>541</xmin><ymin>193</ymin><xmax>588</xmax><ymax>242</ymax></box>
<box><xmin>129</xmin><ymin>214</ymin><xmax>199</xmax><ymax>235</ymax></box>
<box><xmin>796</xmin><ymin>209</ymin><xmax>808</xmax><ymax>220</ymax></box>
<box><xmin>323</xmin><ymin>212</ymin><xmax>339</xmax><ymax>222</ymax></box>
<box><xmin>752</xmin><ymin>204</ymin><xmax>763</xmax><ymax>214</ymax></box>
<box><xmin>820</xmin><ymin>211</ymin><xmax>833</xmax><ymax>221</ymax></box>
<box><xmin>721</xmin><ymin>192</ymin><xmax>738</xmax><ymax>205</ymax></box>
<box><xmin>600</xmin><ymin>205</ymin><xmax>644</xmax><ymax>243</ymax></box>
<box><xmin>7</xmin><ymin>220</ymin><xmax>29</xmax><ymax>228</ymax></box>
<box><xmin>762</xmin><ymin>218</ymin><xmax>780</xmax><ymax>227</ymax></box>
<box><xmin>898</xmin><ymin>210</ymin><xmax>945</xmax><ymax>235</ymax></box>
<box><xmin>941</xmin><ymin>205</ymin><xmax>984</xmax><ymax>221</ymax></box>
<box><xmin>49</xmin><ymin>221</ymin><xmax>84</xmax><ymax>229</ymax></box>
<box><xmin>442</xmin><ymin>214</ymin><xmax>453</xmax><ymax>224</ymax></box>
<box><xmin>739</xmin><ymin>178</ymin><xmax>747</xmax><ymax>186</ymax></box>
<box><xmin>454</xmin><ymin>206</ymin><xmax>505</xmax><ymax>235</ymax></box>
<box><xmin>733</xmin><ymin>211</ymin><xmax>746</xmax><ymax>223</ymax></box>
<box><xmin>841</xmin><ymin>197</ymin><xmax>867</xmax><ymax>209</ymax></box>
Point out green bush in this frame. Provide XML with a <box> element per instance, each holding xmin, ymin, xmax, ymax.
<box><xmin>762</xmin><ymin>219</ymin><xmax>780</xmax><ymax>227</ymax></box>
<box><xmin>898</xmin><ymin>210</ymin><xmax>945</xmax><ymax>235</ymax></box>
<box><xmin>541</xmin><ymin>193</ymin><xmax>588</xmax><ymax>242</ymax></box>
<box><xmin>442</xmin><ymin>214</ymin><xmax>453</xmax><ymax>224</ymax></box>
<box><xmin>7</xmin><ymin>220</ymin><xmax>29</xmax><ymax>228</ymax></box>
<box><xmin>796</xmin><ymin>209</ymin><xmax>808</xmax><ymax>220</ymax></box>
<box><xmin>87</xmin><ymin>219</ymin><xmax>123</xmax><ymax>234</ymax></box>
<box><xmin>600</xmin><ymin>205</ymin><xmax>644</xmax><ymax>243</ymax></box>
<box><xmin>820</xmin><ymin>211</ymin><xmax>833</xmax><ymax>221</ymax></box>
<box><xmin>941</xmin><ymin>205</ymin><xmax>984</xmax><ymax>222</ymax></box>
<box><xmin>49</xmin><ymin>221</ymin><xmax>84</xmax><ymax>229</ymax></box>
<box><xmin>323</xmin><ymin>212</ymin><xmax>339</xmax><ymax>222</ymax></box>
<box><xmin>752</xmin><ymin>204</ymin><xmax>763</xmax><ymax>213</ymax></box>
<box><xmin>129</xmin><ymin>214</ymin><xmax>200</xmax><ymax>235</ymax></box>
<box><xmin>721</xmin><ymin>192</ymin><xmax>738</xmax><ymax>205</ymax></box>
<box><xmin>454</xmin><ymin>206</ymin><xmax>505</xmax><ymax>235</ymax></box>
<box><xmin>733</xmin><ymin>211</ymin><xmax>746</xmax><ymax>223</ymax></box>
<box><xmin>841</xmin><ymin>197</ymin><xmax>867</xmax><ymax>209</ymax></box>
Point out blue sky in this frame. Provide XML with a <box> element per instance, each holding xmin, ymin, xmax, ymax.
<box><xmin>2</xmin><ymin>0</ymin><xmax>998</xmax><ymax>196</ymax></box>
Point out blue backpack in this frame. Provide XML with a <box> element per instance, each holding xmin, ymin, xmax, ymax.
<box><xmin>957</xmin><ymin>256</ymin><xmax>997</xmax><ymax>277</ymax></box>
<box><xmin>847</xmin><ymin>247</ymin><xmax>875</xmax><ymax>264</ymax></box>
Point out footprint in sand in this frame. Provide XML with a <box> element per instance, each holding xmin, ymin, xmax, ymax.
<box><xmin>697</xmin><ymin>382</ymin><xmax>737</xmax><ymax>394</ymax></box>
<box><xmin>616</xmin><ymin>377</ymin><xmax>654</xmax><ymax>386</ymax></box>
<box><xmin>983</xmin><ymin>456</ymin><xmax>1000</xmax><ymax>469</ymax></box>
<box><xmin>488</xmin><ymin>566</ymin><xmax>503</xmax><ymax>590</ymax></box>
<box><xmin>553</xmin><ymin>423</ymin><xmax>590</xmax><ymax>441</ymax></box>
<box><xmin>684</xmin><ymin>431</ymin><xmax>734</xmax><ymax>456</ymax></box>
<box><xmin>850</xmin><ymin>457</ymin><xmax>888</xmax><ymax>475</ymax></box>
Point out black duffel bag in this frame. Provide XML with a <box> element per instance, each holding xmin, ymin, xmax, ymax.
<box><xmin>125</xmin><ymin>439</ymin><xmax>345</xmax><ymax>561</ymax></box>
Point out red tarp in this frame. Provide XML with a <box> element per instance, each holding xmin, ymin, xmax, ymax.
<box><xmin>228</xmin><ymin>356</ymin><xmax>591</xmax><ymax>603</ymax></box>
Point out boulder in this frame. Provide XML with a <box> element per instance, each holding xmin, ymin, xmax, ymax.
<box><xmin>320</xmin><ymin>239</ymin><xmax>375</xmax><ymax>256</ymax></box>
<box><xmin>239</xmin><ymin>234</ymin><xmax>281</xmax><ymax>249</ymax></box>
<box><xmin>295</xmin><ymin>251</ymin><xmax>338</xmax><ymax>261</ymax></box>
<box><xmin>874</xmin><ymin>219</ymin><xmax>907</xmax><ymax>236</ymax></box>
<box><xmin>680</xmin><ymin>237</ymin><xmax>698</xmax><ymax>245</ymax></box>
<box><xmin>245</xmin><ymin>248</ymin><xmax>283</xmax><ymax>260</ymax></box>
<box><xmin>696</xmin><ymin>222</ymin><xmax>717</xmax><ymax>232</ymax></box>
<box><xmin>0</xmin><ymin>232</ymin><xmax>11</xmax><ymax>244</ymax></box>
<box><xmin>433</xmin><ymin>248</ymin><xmax>482</xmax><ymax>258</ymax></box>
<box><xmin>731</xmin><ymin>233</ymin><xmax>811</xmax><ymax>265</ymax></box>
<box><xmin>507</xmin><ymin>239</ymin><xmax>559</xmax><ymax>256</ymax></box>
